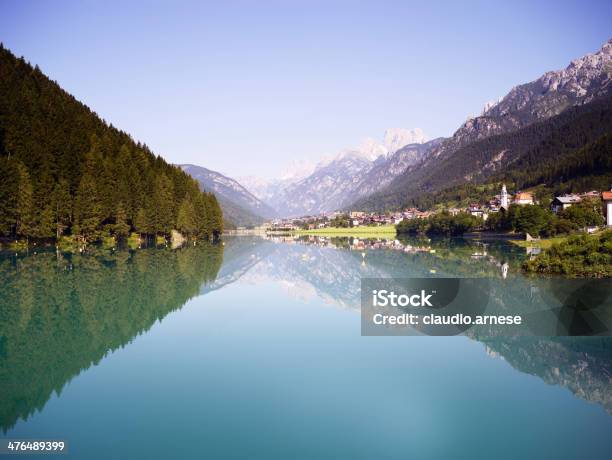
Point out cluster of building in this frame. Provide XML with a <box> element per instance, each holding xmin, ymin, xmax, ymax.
<box><xmin>461</xmin><ymin>184</ymin><xmax>535</xmax><ymax>220</ymax></box>
<box><xmin>346</xmin><ymin>210</ymin><xmax>434</xmax><ymax>227</ymax></box>
<box><xmin>265</xmin><ymin>185</ymin><xmax>612</xmax><ymax>231</ymax></box>
<box><xmin>462</xmin><ymin>185</ymin><xmax>612</xmax><ymax>227</ymax></box>
<box><xmin>267</xmin><ymin>209</ymin><xmax>435</xmax><ymax>231</ymax></box>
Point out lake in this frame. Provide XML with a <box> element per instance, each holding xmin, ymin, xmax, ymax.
<box><xmin>1</xmin><ymin>235</ymin><xmax>611</xmax><ymax>459</ymax></box>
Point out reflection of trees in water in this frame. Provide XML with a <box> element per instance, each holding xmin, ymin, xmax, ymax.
<box><xmin>483</xmin><ymin>337</ymin><xmax>612</xmax><ymax>414</ymax></box>
<box><xmin>202</xmin><ymin>237</ymin><xmax>277</xmax><ymax>294</ymax></box>
<box><xmin>0</xmin><ymin>244</ymin><xmax>223</xmax><ymax>432</ymax></box>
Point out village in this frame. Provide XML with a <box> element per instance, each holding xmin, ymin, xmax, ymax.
<box><xmin>266</xmin><ymin>185</ymin><xmax>612</xmax><ymax>232</ymax></box>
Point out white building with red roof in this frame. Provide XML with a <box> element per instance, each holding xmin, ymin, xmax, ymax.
<box><xmin>514</xmin><ymin>192</ymin><xmax>534</xmax><ymax>205</ymax></box>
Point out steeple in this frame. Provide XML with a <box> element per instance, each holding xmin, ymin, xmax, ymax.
<box><xmin>500</xmin><ymin>184</ymin><xmax>509</xmax><ymax>209</ymax></box>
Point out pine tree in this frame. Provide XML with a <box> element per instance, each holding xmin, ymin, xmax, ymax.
<box><xmin>151</xmin><ymin>173</ymin><xmax>174</xmax><ymax>236</ymax></box>
<box><xmin>194</xmin><ymin>193</ymin><xmax>211</xmax><ymax>239</ymax></box>
<box><xmin>73</xmin><ymin>172</ymin><xmax>103</xmax><ymax>241</ymax></box>
<box><xmin>32</xmin><ymin>204</ymin><xmax>55</xmax><ymax>238</ymax></box>
<box><xmin>209</xmin><ymin>194</ymin><xmax>223</xmax><ymax>238</ymax></box>
<box><xmin>134</xmin><ymin>207</ymin><xmax>148</xmax><ymax>239</ymax></box>
<box><xmin>0</xmin><ymin>158</ymin><xmax>19</xmax><ymax>235</ymax></box>
<box><xmin>177</xmin><ymin>197</ymin><xmax>197</xmax><ymax>236</ymax></box>
<box><xmin>73</xmin><ymin>143</ymin><xmax>105</xmax><ymax>241</ymax></box>
<box><xmin>15</xmin><ymin>161</ymin><xmax>33</xmax><ymax>237</ymax></box>
<box><xmin>51</xmin><ymin>178</ymin><xmax>72</xmax><ymax>240</ymax></box>
<box><xmin>114</xmin><ymin>202</ymin><xmax>130</xmax><ymax>238</ymax></box>
<box><xmin>31</xmin><ymin>170</ymin><xmax>55</xmax><ymax>237</ymax></box>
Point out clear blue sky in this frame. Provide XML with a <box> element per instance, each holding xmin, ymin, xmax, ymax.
<box><xmin>1</xmin><ymin>0</ymin><xmax>610</xmax><ymax>179</ymax></box>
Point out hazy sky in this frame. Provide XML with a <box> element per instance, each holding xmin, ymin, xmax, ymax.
<box><xmin>1</xmin><ymin>0</ymin><xmax>611</xmax><ymax>179</ymax></box>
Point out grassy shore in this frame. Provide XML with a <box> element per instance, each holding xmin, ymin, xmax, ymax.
<box><xmin>509</xmin><ymin>236</ymin><xmax>568</xmax><ymax>249</ymax></box>
<box><xmin>523</xmin><ymin>230</ymin><xmax>611</xmax><ymax>277</ymax></box>
<box><xmin>294</xmin><ymin>225</ymin><xmax>397</xmax><ymax>238</ymax></box>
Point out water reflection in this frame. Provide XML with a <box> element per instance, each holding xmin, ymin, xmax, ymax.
<box><xmin>0</xmin><ymin>235</ymin><xmax>610</xmax><ymax>435</ymax></box>
<box><xmin>250</xmin><ymin>235</ymin><xmax>611</xmax><ymax>412</ymax></box>
<box><xmin>483</xmin><ymin>337</ymin><xmax>612</xmax><ymax>413</ymax></box>
<box><xmin>0</xmin><ymin>244</ymin><xmax>223</xmax><ymax>432</ymax></box>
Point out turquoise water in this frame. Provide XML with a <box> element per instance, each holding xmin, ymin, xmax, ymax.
<box><xmin>1</xmin><ymin>236</ymin><xmax>611</xmax><ymax>459</ymax></box>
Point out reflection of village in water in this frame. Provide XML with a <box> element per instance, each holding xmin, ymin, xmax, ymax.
<box><xmin>265</xmin><ymin>234</ymin><xmax>513</xmax><ymax>279</ymax></box>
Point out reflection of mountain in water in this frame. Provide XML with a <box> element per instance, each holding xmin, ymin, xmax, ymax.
<box><xmin>1</xmin><ymin>236</ymin><xmax>609</xmax><ymax>431</ymax></box>
<box><xmin>483</xmin><ymin>338</ymin><xmax>612</xmax><ymax>414</ymax></box>
<box><xmin>232</xmin><ymin>235</ymin><xmax>523</xmax><ymax>309</ymax></box>
<box><xmin>200</xmin><ymin>237</ymin><xmax>275</xmax><ymax>295</ymax></box>
<box><xmin>0</xmin><ymin>244</ymin><xmax>223</xmax><ymax>432</ymax></box>
<box><xmin>228</xmin><ymin>236</ymin><xmax>611</xmax><ymax>414</ymax></box>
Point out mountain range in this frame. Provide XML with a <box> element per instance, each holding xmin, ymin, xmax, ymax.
<box><xmin>178</xmin><ymin>164</ymin><xmax>276</xmax><ymax>227</ymax></box>
<box><xmin>236</xmin><ymin>127</ymin><xmax>432</xmax><ymax>217</ymax></box>
<box><xmin>182</xmin><ymin>38</ymin><xmax>612</xmax><ymax>222</ymax></box>
<box><xmin>352</xmin><ymin>38</ymin><xmax>612</xmax><ymax>210</ymax></box>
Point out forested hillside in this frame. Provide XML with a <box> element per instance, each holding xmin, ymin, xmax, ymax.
<box><xmin>0</xmin><ymin>44</ymin><xmax>223</xmax><ymax>242</ymax></box>
<box><xmin>353</xmin><ymin>95</ymin><xmax>612</xmax><ymax>211</ymax></box>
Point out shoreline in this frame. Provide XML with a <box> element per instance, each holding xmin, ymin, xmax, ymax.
<box><xmin>293</xmin><ymin>225</ymin><xmax>397</xmax><ymax>237</ymax></box>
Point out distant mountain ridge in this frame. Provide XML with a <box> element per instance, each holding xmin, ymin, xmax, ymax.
<box><xmin>248</xmin><ymin>128</ymin><xmax>432</xmax><ymax>216</ymax></box>
<box><xmin>179</xmin><ymin>164</ymin><xmax>277</xmax><ymax>226</ymax></box>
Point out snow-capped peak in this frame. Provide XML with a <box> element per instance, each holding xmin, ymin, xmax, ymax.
<box><xmin>357</xmin><ymin>137</ymin><xmax>388</xmax><ymax>160</ymax></box>
<box><xmin>383</xmin><ymin>128</ymin><xmax>426</xmax><ymax>152</ymax></box>
<box><xmin>279</xmin><ymin>159</ymin><xmax>316</xmax><ymax>181</ymax></box>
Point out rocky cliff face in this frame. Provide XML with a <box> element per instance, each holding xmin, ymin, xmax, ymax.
<box><xmin>268</xmin><ymin>152</ymin><xmax>374</xmax><ymax>216</ymax></box>
<box><xmin>260</xmin><ymin>129</ymin><xmax>434</xmax><ymax>216</ymax></box>
<box><xmin>350</xmin><ymin>138</ymin><xmax>444</xmax><ymax>201</ymax></box>
<box><xmin>384</xmin><ymin>128</ymin><xmax>426</xmax><ymax>151</ymax></box>
<box><xmin>430</xmin><ymin>39</ymin><xmax>612</xmax><ymax>162</ymax></box>
<box><xmin>179</xmin><ymin>164</ymin><xmax>278</xmax><ymax>225</ymax></box>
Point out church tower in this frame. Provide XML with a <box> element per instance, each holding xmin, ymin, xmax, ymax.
<box><xmin>500</xmin><ymin>184</ymin><xmax>509</xmax><ymax>209</ymax></box>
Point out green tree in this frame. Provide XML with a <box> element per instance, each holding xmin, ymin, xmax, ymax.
<box><xmin>560</xmin><ymin>198</ymin><xmax>604</xmax><ymax>228</ymax></box>
<box><xmin>209</xmin><ymin>194</ymin><xmax>223</xmax><ymax>238</ymax></box>
<box><xmin>114</xmin><ymin>202</ymin><xmax>130</xmax><ymax>238</ymax></box>
<box><xmin>151</xmin><ymin>174</ymin><xmax>174</xmax><ymax>236</ymax></box>
<box><xmin>32</xmin><ymin>204</ymin><xmax>55</xmax><ymax>239</ymax></box>
<box><xmin>133</xmin><ymin>207</ymin><xmax>148</xmax><ymax>239</ymax></box>
<box><xmin>515</xmin><ymin>205</ymin><xmax>550</xmax><ymax>236</ymax></box>
<box><xmin>51</xmin><ymin>179</ymin><xmax>72</xmax><ymax>240</ymax></box>
<box><xmin>177</xmin><ymin>197</ymin><xmax>197</xmax><ymax>236</ymax></box>
<box><xmin>73</xmin><ymin>172</ymin><xmax>103</xmax><ymax>241</ymax></box>
<box><xmin>14</xmin><ymin>161</ymin><xmax>33</xmax><ymax>237</ymax></box>
<box><xmin>0</xmin><ymin>158</ymin><xmax>18</xmax><ymax>235</ymax></box>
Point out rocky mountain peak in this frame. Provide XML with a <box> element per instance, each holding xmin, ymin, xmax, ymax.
<box><xmin>445</xmin><ymin>38</ymin><xmax>612</xmax><ymax>150</ymax></box>
<box><xmin>384</xmin><ymin>128</ymin><xmax>427</xmax><ymax>152</ymax></box>
<box><xmin>485</xmin><ymin>38</ymin><xmax>612</xmax><ymax>119</ymax></box>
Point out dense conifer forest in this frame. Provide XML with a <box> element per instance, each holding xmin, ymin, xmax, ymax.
<box><xmin>0</xmin><ymin>44</ymin><xmax>223</xmax><ymax>243</ymax></box>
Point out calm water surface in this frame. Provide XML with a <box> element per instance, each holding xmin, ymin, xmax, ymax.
<box><xmin>1</xmin><ymin>236</ymin><xmax>611</xmax><ymax>459</ymax></box>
